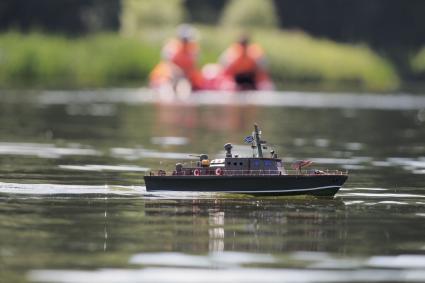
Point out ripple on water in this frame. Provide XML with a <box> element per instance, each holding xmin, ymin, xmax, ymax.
<box><xmin>26</xmin><ymin>251</ymin><xmax>425</xmax><ymax>282</ymax></box>
<box><xmin>368</xmin><ymin>255</ymin><xmax>425</xmax><ymax>269</ymax></box>
<box><xmin>65</xmin><ymin>103</ymin><xmax>117</xmax><ymax>116</ymax></box>
<box><xmin>27</xmin><ymin>266</ymin><xmax>425</xmax><ymax>283</ymax></box>
<box><xmin>130</xmin><ymin>252</ymin><xmax>274</xmax><ymax>268</ymax></box>
<box><xmin>151</xmin><ymin>137</ymin><xmax>189</xmax><ymax>146</ymax></box>
<box><xmin>0</xmin><ymin>142</ymin><xmax>100</xmax><ymax>158</ymax></box>
<box><xmin>345</xmin><ymin>142</ymin><xmax>363</xmax><ymax>151</ymax></box>
<box><xmin>341</xmin><ymin>192</ymin><xmax>425</xmax><ymax>198</ymax></box>
<box><xmin>58</xmin><ymin>164</ymin><xmax>149</xmax><ymax>172</ymax></box>
<box><xmin>376</xmin><ymin>201</ymin><xmax>409</xmax><ymax>205</ymax></box>
<box><xmin>350</xmin><ymin>188</ymin><xmax>388</xmax><ymax>191</ymax></box>
<box><xmin>110</xmin><ymin>147</ymin><xmax>196</xmax><ymax>160</ymax></box>
<box><xmin>0</xmin><ymin>182</ymin><xmax>145</xmax><ymax>196</ymax></box>
<box><xmin>310</xmin><ymin>157</ymin><xmax>371</xmax><ymax>165</ymax></box>
<box><xmin>0</xmin><ymin>182</ymin><xmax>241</xmax><ymax>200</ymax></box>
<box><xmin>36</xmin><ymin>89</ymin><xmax>425</xmax><ymax>110</ymax></box>
<box><xmin>338</xmin><ymin>188</ymin><xmax>425</xmax><ymax>206</ymax></box>
<box><xmin>385</xmin><ymin>157</ymin><xmax>425</xmax><ymax>174</ymax></box>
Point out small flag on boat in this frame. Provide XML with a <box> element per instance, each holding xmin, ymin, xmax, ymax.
<box><xmin>244</xmin><ymin>135</ymin><xmax>254</xmax><ymax>144</ymax></box>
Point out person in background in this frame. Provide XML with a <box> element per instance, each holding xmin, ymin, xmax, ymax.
<box><xmin>219</xmin><ymin>35</ymin><xmax>274</xmax><ymax>91</ymax></box>
<box><xmin>150</xmin><ymin>24</ymin><xmax>204</xmax><ymax>90</ymax></box>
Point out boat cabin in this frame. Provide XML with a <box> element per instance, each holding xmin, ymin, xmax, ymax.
<box><xmin>171</xmin><ymin>124</ymin><xmax>285</xmax><ymax>176</ymax></box>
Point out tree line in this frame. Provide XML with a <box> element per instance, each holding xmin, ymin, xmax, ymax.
<box><xmin>1</xmin><ymin>0</ymin><xmax>423</xmax><ymax>49</ymax></box>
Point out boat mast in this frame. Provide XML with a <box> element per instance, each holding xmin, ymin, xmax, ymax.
<box><xmin>254</xmin><ymin>124</ymin><xmax>263</xmax><ymax>158</ymax></box>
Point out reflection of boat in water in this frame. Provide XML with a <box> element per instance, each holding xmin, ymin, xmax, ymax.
<box><xmin>144</xmin><ymin>124</ymin><xmax>348</xmax><ymax>197</ymax></box>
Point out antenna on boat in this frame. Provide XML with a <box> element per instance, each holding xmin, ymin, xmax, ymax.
<box><xmin>254</xmin><ymin>124</ymin><xmax>263</xmax><ymax>158</ymax></box>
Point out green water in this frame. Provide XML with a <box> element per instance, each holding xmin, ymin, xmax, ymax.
<box><xmin>0</xmin><ymin>90</ymin><xmax>425</xmax><ymax>283</ymax></box>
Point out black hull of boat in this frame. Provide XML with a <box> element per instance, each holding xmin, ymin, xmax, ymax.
<box><xmin>144</xmin><ymin>174</ymin><xmax>348</xmax><ymax>197</ymax></box>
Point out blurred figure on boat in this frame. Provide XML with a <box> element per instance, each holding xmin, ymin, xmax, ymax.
<box><xmin>149</xmin><ymin>24</ymin><xmax>204</xmax><ymax>91</ymax></box>
<box><xmin>208</xmin><ymin>34</ymin><xmax>274</xmax><ymax>91</ymax></box>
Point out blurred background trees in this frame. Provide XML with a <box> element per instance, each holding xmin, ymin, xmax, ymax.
<box><xmin>120</xmin><ymin>0</ymin><xmax>185</xmax><ymax>36</ymax></box>
<box><xmin>0</xmin><ymin>0</ymin><xmax>424</xmax><ymax>90</ymax></box>
<box><xmin>0</xmin><ymin>0</ymin><xmax>120</xmax><ymax>33</ymax></box>
<box><xmin>220</xmin><ymin>0</ymin><xmax>278</xmax><ymax>29</ymax></box>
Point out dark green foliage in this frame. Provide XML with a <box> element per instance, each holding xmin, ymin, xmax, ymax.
<box><xmin>184</xmin><ymin>0</ymin><xmax>226</xmax><ymax>24</ymax></box>
<box><xmin>0</xmin><ymin>0</ymin><xmax>120</xmax><ymax>34</ymax></box>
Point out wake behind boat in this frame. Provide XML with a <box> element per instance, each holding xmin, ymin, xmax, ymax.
<box><xmin>144</xmin><ymin>124</ymin><xmax>348</xmax><ymax>196</ymax></box>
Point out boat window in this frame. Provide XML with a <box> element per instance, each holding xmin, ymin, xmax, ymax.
<box><xmin>239</xmin><ymin>162</ymin><xmax>243</xmax><ymax>165</ymax></box>
<box><xmin>233</xmin><ymin>162</ymin><xmax>237</xmax><ymax>166</ymax></box>
<box><xmin>227</xmin><ymin>162</ymin><xmax>231</xmax><ymax>165</ymax></box>
<box><xmin>265</xmin><ymin>160</ymin><xmax>272</xmax><ymax>167</ymax></box>
<box><xmin>253</xmin><ymin>160</ymin><xmax>260</xmax><ymax>167</ymax></box>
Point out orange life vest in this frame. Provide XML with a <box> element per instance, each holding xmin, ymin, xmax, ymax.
<box><xmin>222</xmin><ymin>43</ymin><xmax>265</xmax><ymax>77</ymax></box>
<box><xmin>162</xmin><ymin>39</ymin><xmax>203</xmax><ymax>89</ymax></box>
<box><xmin>163</xmin><ymin>39</ymin><xmax>198</xmax><ymax>73</ymax></box>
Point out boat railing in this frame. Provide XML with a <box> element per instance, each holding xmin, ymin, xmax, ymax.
<box><xmin>285</xmin><ymin>169</ymin><xmax>348</xmax><ymax>175</ymax></box>
<box><xmin>148</xmin><ymin>169</ymin><xmax>348</xmax><ymax>176</ymax></box>
<box><xmin>219</xmin><ymin>169</ymin><xmax>347</xmax><ymax>176</ymax></box>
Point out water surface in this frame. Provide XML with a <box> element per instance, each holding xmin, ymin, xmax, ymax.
<box><xmin>0</xmin><ymin>89</ymin><xmax>424</xmax><ymax>283</ymax></box>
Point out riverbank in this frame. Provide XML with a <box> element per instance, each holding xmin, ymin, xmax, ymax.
<box><xmin>0</xmin><ymin>30</ymin><xmax>400</xmax><ymax>92</ymax></box>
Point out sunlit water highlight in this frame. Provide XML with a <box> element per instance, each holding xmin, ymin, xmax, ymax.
<box><xmin>0</xmin><ymin>142</ymin><xmax>100</xmax><ymax>158</ymax></box>
<box><xmin>0</xmin><ymin>182</ymin><xmax>144</xmax><ymax>196</ymax></box>
<box><xmin>27</xmin><ymin>251</ymin><xmax>425</xmax><ymax>283</ymax></box>
<box><xmin>28</xmin><ymin>267</ymin><xmax>425</xmax><ymax>283</ymax></box>
<box><xmin>31</xmin><ymin>89</ymin><xmax>425</xmax><ymax>110</ymax></box>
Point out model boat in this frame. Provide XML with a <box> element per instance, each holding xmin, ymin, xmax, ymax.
<box><xmin>144</xmin><ymin>124</ymin><xmax>348</xmax><ymax>196</ymax></box>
